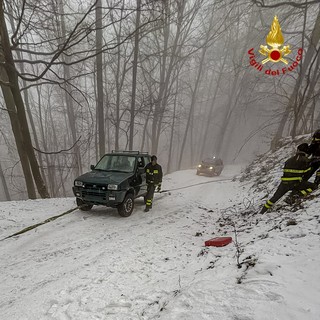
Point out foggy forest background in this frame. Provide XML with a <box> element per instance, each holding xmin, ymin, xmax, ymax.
<box><xmin>0</xmin><ymin>0</ymin><xmax>319</xmax><ymax>201</ymax></box>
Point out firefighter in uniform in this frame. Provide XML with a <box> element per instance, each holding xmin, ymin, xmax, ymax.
<box><xmin>303</xmin><ymin>129</ymin><xmax>320</xmax><ymax>186</ymax></box>
<box><xmin>144</xmin><ymin>155</ymin><xmax>163</xmax><ymax>212</ymax></box>
<box><xmin>259</xmin><ymin>143</ymin><xmax>317</xmax><ymax>214</ymax></box>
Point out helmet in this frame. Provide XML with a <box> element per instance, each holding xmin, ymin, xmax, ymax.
<box><xmin>297</xmin><ymin>143</ymin><xmax>309</xmax><ymax>154</ymax></box>
<box><xmin>312</xmin><ymin>129</ymin><xmax>320</xmax><ymax>141</ymax></box>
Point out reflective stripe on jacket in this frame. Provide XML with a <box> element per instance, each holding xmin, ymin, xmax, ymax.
<box><xmin>145</xmin><ymin>163</ymin><xmax>163</xmax><ymax>185</ymax></box>
<box><xmin>281</xmin><ymin>153</ymin><xmax>311</xmax><ymax>183</ymax></box>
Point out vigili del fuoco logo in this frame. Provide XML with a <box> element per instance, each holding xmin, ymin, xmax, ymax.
<box><xmin>248</xmin><ymin>16</ymin><xmax>302</xmax><ymax>76</ymax></box>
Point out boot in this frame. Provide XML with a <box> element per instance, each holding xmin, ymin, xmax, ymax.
<box><xmin>284</xmin><ymin>193</ymin><xmax>300</xmax><ymax>205</ymax></box>
<box><xmin>259</xmin><ymin>206</ymin><xmax>268</xmax><ymax>214</ymax></box>
<box><xmin>144</xmin><ymin>207</ymin><xmax>150</xmax><ymax>212</ymax></box>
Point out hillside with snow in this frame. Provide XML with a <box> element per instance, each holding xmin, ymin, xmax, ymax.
<box><xmin>1</xmin><ymin>140</ymin><xmax>320</xmax><ymax>320</ymax></box>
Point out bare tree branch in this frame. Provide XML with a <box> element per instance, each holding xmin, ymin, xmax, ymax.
<box><xmin>33</xmin><ymin>136</ymin><xmax>81</xmax><ymax>155</ymax></box>
<box><xmin>252</xmin><ymin>0</ymin><xmax>320</xmax><ymax>8</ymax></box>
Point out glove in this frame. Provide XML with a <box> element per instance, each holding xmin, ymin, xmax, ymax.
<box><xmin>156</xmin><ymin>184</ymin><xmax>161</xmax><ymax>192</ymax></box>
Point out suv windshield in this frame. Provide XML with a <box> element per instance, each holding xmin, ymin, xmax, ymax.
<box><xmin>94</xmin><ymin>155</ymin><xmax>135</xmax><ymax>173</ymax></box>
<box><xmin>202</xmin><ymin>158</ymin><xmax>223</xmax><ymax>165</ymax></box>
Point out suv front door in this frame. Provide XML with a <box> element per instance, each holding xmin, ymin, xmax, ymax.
<box><xmin>134</xmin><ymin>156</ymin><xmax>148</xmax><ymax>196</ymax></box>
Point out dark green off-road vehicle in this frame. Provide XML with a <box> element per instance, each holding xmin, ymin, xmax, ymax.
<box><xmin>72</xmin><ymin>151</ymin><xmax>151</xmax><ymax>217</ymax></box>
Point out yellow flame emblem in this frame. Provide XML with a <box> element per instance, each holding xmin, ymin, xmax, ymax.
<box><xmin>259</xmin><ymin>16</ymin><xmax>291</xmax><ymax>64</ymax></box>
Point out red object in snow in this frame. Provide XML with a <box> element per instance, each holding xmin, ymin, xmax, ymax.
<box><xmin>205</xmin><ymin>237</ymin><xmax>232</xmax><ymax>247</ymax></box>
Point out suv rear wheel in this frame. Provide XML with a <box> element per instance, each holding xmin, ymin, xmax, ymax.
<box><xmin>76</xmin><ymin>198</ymin><xmax>93</xmax><ymax>211</ymax></box>
<box><xmin>117</xmin><ymin>193</ymin><xmax>134</xmax><ymax>217</ymax></box>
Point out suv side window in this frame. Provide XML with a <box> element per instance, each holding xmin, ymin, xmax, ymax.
<box><xmin>144</xmin><ymin>156</ymin><xmax>150</xmax><ymax>167</ymax></box>
<box><xmin>137</xmin><ymin>156</ymin><xmax>145</xmax><ymax>168</ymax></box>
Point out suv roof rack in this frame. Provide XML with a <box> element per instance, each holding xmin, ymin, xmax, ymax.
<box><xmin>111</xmin><ymin>150</ymin><xmax>149</xmax><ymax>155</ymax></box>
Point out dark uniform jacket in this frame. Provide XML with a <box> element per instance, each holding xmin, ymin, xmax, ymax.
<box><xmin>145</xmin><ymin>163</ymin><xmax>163</xmax><ymax>185</ymax></box>
<box><xmin>308</xmin><ymin>142</ymin><xmax>320</xmax><ymax>158</ymax></box>
<box><xmin>281</xmin><ymin>152</ymin><xmax>311</xmax><ymax>184</ymax></box>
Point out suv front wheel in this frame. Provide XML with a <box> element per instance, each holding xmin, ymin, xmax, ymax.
<box><xmin>118</xmin><ymin>193</ymin><xmax>134</xmax><ymax>217</ymax></box>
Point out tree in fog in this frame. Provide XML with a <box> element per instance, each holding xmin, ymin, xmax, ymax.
<box><xmin>1</xmin><ymin>0</ymin><xmax>320</xmax><ymax>202</ymax></box>
<box><xmin>271</xmin><ymin>8</ymin><xmax>320</xmax><ymax>149</ymax></box>
<box><xmin>0</xmin><ymin>0</ymin><xmax>49</xmax><ymax>198</ymax></box>
<box><xmin>0</xmin><ymin>0</ymin><xmax>153</xmax><ymax>198</ymax></box>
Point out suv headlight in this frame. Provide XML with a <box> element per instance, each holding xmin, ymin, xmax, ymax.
<box><xmin>108</xmin><ymin>184</ymin><xmax>118</xmax><ymax>190</ymax></box>
<box><xmin>209</xmin><ymin>166</ymin><xmax>213</xmax><ymax>170</ymax></box>
<box><xmin>75</xmin><ymin>180</ymin><xmax>83</xmax><ymax>187</ymax></box>
<box><xmin>198</xmin><ymin>164</ymin><xmax>202</xmax><ymax>168</ymax></box>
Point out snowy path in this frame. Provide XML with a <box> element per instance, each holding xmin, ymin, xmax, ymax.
<box><xmin>1</xmin><ymin>165</ymin><xmax>320</xmax><ymax>320</ymax></box>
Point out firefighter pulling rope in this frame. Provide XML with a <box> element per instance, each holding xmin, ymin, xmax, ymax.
<box><xmin>1</xmin><ymin>177</ymin><xmax>233</xmax><ymax>241</ymax></box>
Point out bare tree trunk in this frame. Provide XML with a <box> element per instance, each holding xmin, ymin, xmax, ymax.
<box><xmin>54</xmin><ymin>0</ymin><xmax>82</xmax><ymax>177</ymax></box>
<box><xmin>0</xmin><ymin>73</ymin><xmax>36</xmax><ymax>199</ymax></box>
<box><xmin>167</xmin><ymin>78</ymin><xmax>179</xmax><ymax>173</ymax></box>
<box><xmin>213</xmin><ymin>9</ymin><xmax>256</xmax><ymax>158</ymax></box>
<box><xmin>314</xmin><ymin>98</ymin><xmax>320</xmax><ymax>126</ymax></box>
<box><xmin>0</xmin><ymin>161</ymin><xmax>10</xmax><ymax>200</ymax></box>
<box><xmin>272</xmin><ymin>9</ymin><xmax>320</xmax><ymax>149</ymax></box>
<box><xmin>115</xmin><ymin>41</ymin><xmax>121</xmax><ymax>150</ymax></box>
<box><xmin>177</xmin><ymin>3</ymin><xmax>215</xmax><ymax>169</ymax></box>
<box><xmin>35</xmin><ymin>86</ymin><xmax>54</xmax><ymax>195</ymax></box>
<box><xmin>295</xmin><ymin>49</ymin><xmax>320</xmax><ymax>134</ymax></box>
<box><xmin>6</xmin><ymin>7</ymin><xmax>48</xmax><ymax>190</ymax></box>
<box><xmin>199</xmin><ymin>53</ymin><xmax>227</xmax><ymax>161</ymax></box>
<box><xmin>129</xmin><ymin>0</ymin><xmax>141</xmax><ymax>150</ymax></box>
<box><xmin>153</xmin><ymin>0</ymin><xmax>188</xmax><ymax>155</ymax></box>
<box><xmin>151</xmin><ymin>0</ymin><xmax>169</xmax><ymax>155</ymax></box>
<box><xmin>0</xmin><ymin>1</ymin><xmax>49</xmax><ymax>198</ymax></box>
<box><xmin>96</xmin><ymin>0</ymin><xmax>105</xmax><ymax>157</ymax></box>
<box><xmin>48</xmin><ymin>107</ymin><xmax>67</xmax><ymax>197</ymax></box>
<box><xmin>111</xmin><ymin>1</ymin><xmax>131</xmax><ymax>150</ymax></box>
<box><xmin>177</xmin><ymin>42</ymin><xmax>207</xmax><ymax>169</ymax></box>
<box><xmin>23</xmin><ymin>83</ymin><xmax>47</xmax><ymax>188</ymax></box>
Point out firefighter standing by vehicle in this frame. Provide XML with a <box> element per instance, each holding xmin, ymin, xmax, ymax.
<box><xmin>259</xmin><ymin>143</ymin><xmax>317</xmax><ymax>214</ymax></box>
<box><xmin>303</xmin><ymin>129</ymin><xmax>320</xmax><ymax>186</ymax></box>
<box><xmin>144</xmin><ymin>155</ymin><xmax>163</xmax><ymax>212</ymax></box>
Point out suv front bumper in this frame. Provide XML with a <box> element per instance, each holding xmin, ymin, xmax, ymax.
<box><xmin>73</xmin><ymin>186</ymin><xmax>126</xmax><ymax>207</ymax></box>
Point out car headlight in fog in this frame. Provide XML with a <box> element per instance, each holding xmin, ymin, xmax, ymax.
<box><xmin>198</xmin><ymin>165</ymin><xmax>202</xmax><ymax>168</ymax></box>
<box><xmin>75</xmin><ymin>180</ymin><xmax>83</xmax><ymax>187</ymax></box>
<box><xmin>209</xmin><ymin>167</ymin><xmax>213</xmax><ymax>170</ymax></box>
<box><xmin>108</xmin><ymin>184</ymin><xmax>118</xmax><ymax>190</ymax></box>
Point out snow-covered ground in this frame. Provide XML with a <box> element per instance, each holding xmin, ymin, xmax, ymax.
<box><xmin>1</xmin><ymin>155</ymin><xmax>320</xmax><ymax>320</ymax></box>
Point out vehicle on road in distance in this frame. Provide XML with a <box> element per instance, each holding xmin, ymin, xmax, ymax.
<box><xmin>196</xmin><ymin>157</ymin><xmax>224</xmax><ymax>177</ymax></box>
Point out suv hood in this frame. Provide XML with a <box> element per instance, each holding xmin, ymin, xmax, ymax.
<box><xmin>75</xmin><ymin>170</ymin><xmax>134</xmax><ymax>185</ymax></box>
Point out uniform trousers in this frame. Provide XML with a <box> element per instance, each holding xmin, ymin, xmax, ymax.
<box><xmin>261</xmin><ymin>180</ymin><xmax>316</xmax><ymax>214</ymax></box>
<box><xmin>145</xmin><ymin>184</ymin><xmax>156</xmax><ymax>208</ymax></box>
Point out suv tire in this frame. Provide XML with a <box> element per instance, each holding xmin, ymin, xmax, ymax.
<box><xmin>118</xmin><ymin>193</ymin><xmax>134</xmax><ymax>217</ymax></box>
<box><xmin>76</xmin><ymin>198</ymin><xmax>93</xmax><ymax>211</ymax></box>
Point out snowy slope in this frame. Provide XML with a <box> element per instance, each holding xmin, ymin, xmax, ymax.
<box><xmin>0</xmin><ymin>155</ymin><xmax>320</xmax><ymax>320</ymax></box>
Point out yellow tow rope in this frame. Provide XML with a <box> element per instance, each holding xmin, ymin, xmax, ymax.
<box><xmin>160</xmin><ymin>177</ymin><xmax>233</xmax><ymax>193</ymax></box>
<box><xmin>0</xmin><ymin>206</ymin><xmax>80</xmax><ymax>241</ymax></box>
<box><xmin>1</xmin><ymin>177</ymin><xmax>234</xmax><ymax>241</ymax></box>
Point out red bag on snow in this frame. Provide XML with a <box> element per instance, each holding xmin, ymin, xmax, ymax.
<box><xmin>205</xmin><ymin>237</ymin><xmax>232</xmax><ymax>247</ymax></box>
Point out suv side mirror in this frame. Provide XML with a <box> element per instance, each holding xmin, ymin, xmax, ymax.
<box><xmin>90</xmin><ymin>164</ymin><xmax>95</xmax><ymax>170</ymax></box>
